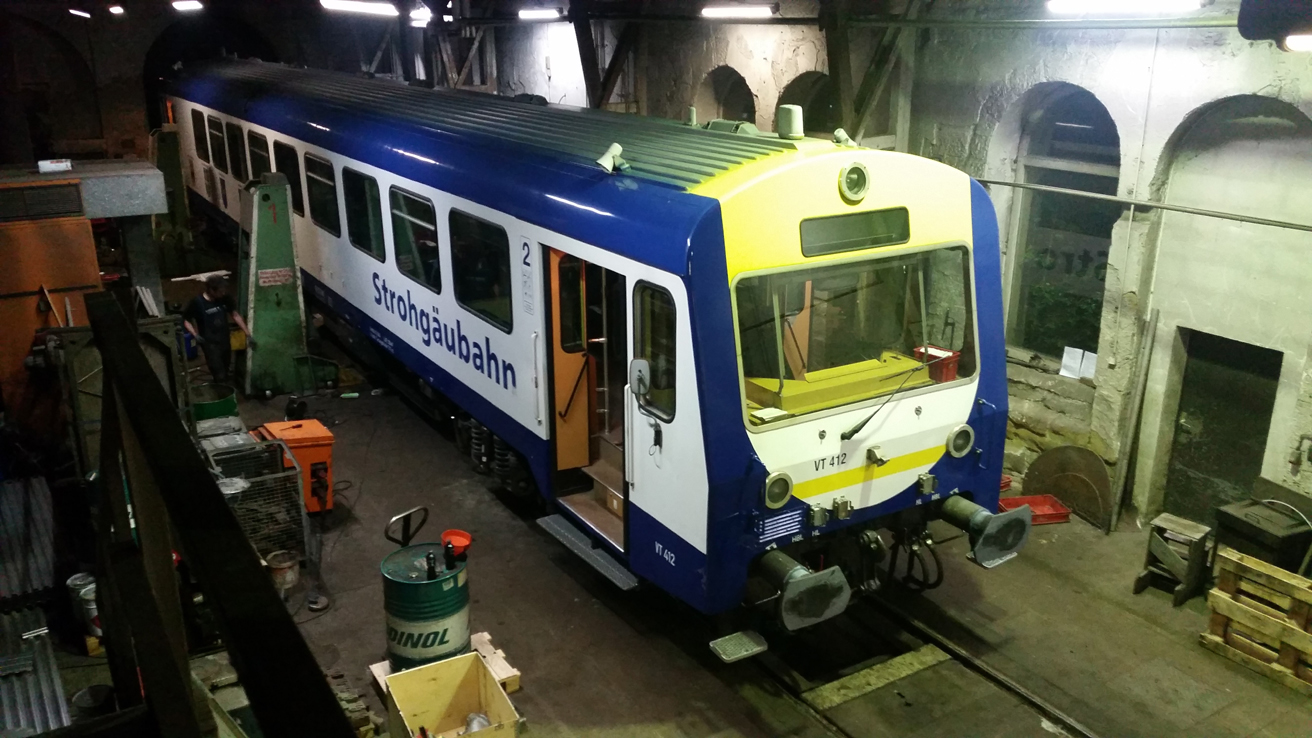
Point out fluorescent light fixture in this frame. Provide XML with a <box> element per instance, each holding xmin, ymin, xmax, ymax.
<box><xmin>320</xmin><ymin>0</ymin><xmax>399</xmax><ymax>16</ymax></box>
<box><xmin>701</xmin><ymin>4</ymin><xmax>777</xmax><ymax>19</ymax></box>
<box><xmin>442</xmin><ymin>14</ymin><xmax>453</xmax><ymax>22</ymax></box>
<box><xmin>518</xmin><ymin>8</ymin><xmax>562</xmax><ymax>20</ymax></box>
<box><xmin>1047</xmin><ymin>0</ymin><xmax>1202</xmax><ymax>14</ymax></box>
<box><xmin>108</xmin><ymin>4</ymin><xmax>125</xmax><ymax>13</ymax></box>
<box><xmin>410</xmin><ymin>5</ymin><xmax>430</xmax><ymax>26</ymax></box>
<box><xmin>68</xmin><ymin>8</ymin><xmax>91</xmax><ymax>17</ymax></box>
<box><xmin>172</xmin><ymin>1</ymin><xmax>204</xmax><ymax>10</ymax></box>
<box><xmin>1286</xmin><ymin>34</ymin><xmax>1312</xmax><ymax>52</ymax></box>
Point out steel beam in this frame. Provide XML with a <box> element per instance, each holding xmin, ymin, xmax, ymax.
<box><xmin>596</xmin><ymin>22</ymin><xmax>639</xmax><ymax>108</ymax></box>
<box><xmin>820</xmin><ymin>0</ymin><xmax>855</xmax><ymax>133</ymax></box>
<box><xmin>86</xmin><ymin>293</ymin><xmax>355</xmax><ymax>738</ymax></box>
<box><xmin>573</xmin><ymin>0</ymin><xmax>604</xmax><ymax>107</ymax></box>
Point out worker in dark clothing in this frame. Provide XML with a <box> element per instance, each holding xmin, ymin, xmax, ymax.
<box><xmin>183</xmin><ymin>274</ymin><xmax>252</xmax><ymax>384</ymax></box>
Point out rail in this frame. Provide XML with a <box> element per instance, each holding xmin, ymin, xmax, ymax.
<box><xmin>74</xmin><ymin>292</ymin><xmax>353</xmax><ymax>738</ymax></box>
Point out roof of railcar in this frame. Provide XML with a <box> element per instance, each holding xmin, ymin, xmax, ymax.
<box><xmin>173</xmin><ymin>60</ymin><xmax>797</xmax><ymax>190</ymax></box>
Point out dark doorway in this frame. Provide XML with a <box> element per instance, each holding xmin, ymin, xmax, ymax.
<box><xmin>1163</xmin><ymin>330</ymin><xmax>1282</xmax><ymax>525</ymax></box>
<box><xmin>141</xmin><ymin>14</ymin><xmax>279</xmax><ymax>130</ymax></box>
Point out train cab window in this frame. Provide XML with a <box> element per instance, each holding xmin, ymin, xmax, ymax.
<box><xmin>224</xmin><ymin>122</ymin><xmax>248</xmax><ymax>183</ymax></box>
<box><xmin>735</xmin><ymin>246</ymin><xmax>976</xmax><ymax>426</ymax></box>
<box><xmin>190</xmin><ymin>109</ymin><xmax>209</xmax><ymax>163</ymax></box>
<box><xmin>206</xmin><ymin>116</ymin><xmax>228</xmax><ymax>174</ymax></box>
<box><xmin>272</xmin><ymin>142</ymin><xmax>304</xmax><ymax>216</ymax></box>
<box><xmin>342</xmin><ymin>168</ymin><xmax>384</xmax><ymax>261</ymax></box>
<box><xmin>391</xmin><ymin>187</ymin><xmax>440</xmax><ymax>292</ymax></box>
<box><xmin>304</xmin><ymin>154</ymin><xmax>341</xmax><ymax>237</ymax></box>
<box><xmin>635</xmin><ymin>283</ymin><xmax>677</xmax><ymax>421</ymax></box>
<box><xmin>248</xmin><ymin>132</ymin><xmax>271</xmax><ymax>180</ymax></box>
<box><xmin>450</xmin><ymin>210</ymin><xmax>511</xmax><ymax>333</ymax></box>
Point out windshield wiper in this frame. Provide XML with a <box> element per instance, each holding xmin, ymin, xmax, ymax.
<box><xmin>840</xmin><ymin>353</ymin><xmax>953</xmax><ymax>441</ymax></box>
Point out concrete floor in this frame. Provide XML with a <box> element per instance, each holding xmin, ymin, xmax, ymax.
<box><xmin>238</xmin><ymin>389</ymin><xmax>1312</xmax><ymax>738</ymax></box>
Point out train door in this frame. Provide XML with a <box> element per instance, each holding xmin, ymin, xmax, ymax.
<box><xmin>549</xmin><ymin>248</ymin><xmax>628</xmax><ymax>552</ymax></box>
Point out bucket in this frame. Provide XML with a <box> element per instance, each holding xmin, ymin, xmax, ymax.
<box><xmin>80</xmin><ymin>583</ymin><xmax>101</xmax><ymax>636</ymax></box>
<box><xmin>266</xmin><ymin>550</ymin><xmax>300</xmax><ymax>592</ymax></box>
<box><xmin>441</xmin><ymin>529</ymin><xmax>472</xmax><ymax>557</ymax></box>
<box><xmin>382</xmin><ymin>544</ymin><xmax>470</xmax><ymax>671</ymax></box>
<box><xmin>192</xmin><ymin>383</ymin><xmax>239</xmax><ymax>421</ymax></box>
<box><xmin>66</xmin><ymin>572</ymin><xmax>94</xmax><ymax>614</ymax></box>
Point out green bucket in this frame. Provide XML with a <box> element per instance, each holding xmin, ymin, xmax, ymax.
<box><xmin>382</xmin><ymin>544</ymin><xmax>470</xmax><ymax>670</ymax></box>
<box><xmin>191</xmin><ymin>383</ymin><xmax>238</xmax><ymax>421</ymax></box>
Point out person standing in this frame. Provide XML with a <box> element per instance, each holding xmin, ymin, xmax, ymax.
<box><xmin>183</xmin><ymin>274</ymin><xmax>252</xmax><ymax>384</ymax></box>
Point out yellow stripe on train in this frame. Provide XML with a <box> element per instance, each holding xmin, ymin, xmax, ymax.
<box><xmin>791</xmin><ymin>446</ymin><xmax>945</xmax><ymax>500</ymax></box>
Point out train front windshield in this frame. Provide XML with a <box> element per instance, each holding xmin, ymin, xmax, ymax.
<box><xmin>735</xmin><ymin>245</ymin><xmax>977</xmax><ymax>426</ymax></box>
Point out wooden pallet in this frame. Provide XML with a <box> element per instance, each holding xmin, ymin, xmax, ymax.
<box><xmin>1200</xmin><ymin>546</ymin><xmax>1312</xmax><ymax>696</ymax></box>
<box><xmin>370</xmin><ymin>631</ymin><xmax>521</xmax><ymax>699</ymax></box>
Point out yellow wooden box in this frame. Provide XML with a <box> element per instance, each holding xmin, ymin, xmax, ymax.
<box><xmin>385</xmin><ymin>652</ymin><xmax>520</xmax><ymax>737</ymax></box>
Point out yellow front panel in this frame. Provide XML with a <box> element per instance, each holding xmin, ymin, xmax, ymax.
<box><xmin>691</xmin><ymin>145</ymin><xmax>975</xmax><ymax>281</ymax></box>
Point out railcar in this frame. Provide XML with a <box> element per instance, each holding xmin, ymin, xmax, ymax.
<box><xmin>170</xmin><ymin>60</ymin><xmax>1030</xmax><ymax>644</ymax></box>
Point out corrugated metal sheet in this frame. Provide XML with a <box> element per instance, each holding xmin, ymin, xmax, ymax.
<box><xmin>0</xmin><ymin>479</ymin><xmax>56</xmax><ymax>610</ymax></box>
<box><xmin>0</xmin><ymin>608</ymin><xmax>71</xmax><ymax>734</ymax></box>
<box><xmin>181</xmin><ymin>61</ymin><xmax>798</xmax><ymax>189</ymax></box>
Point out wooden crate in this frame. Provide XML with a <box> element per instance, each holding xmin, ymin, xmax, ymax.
<box><xmin>1200</xmin><ymin>546</ymin><xmax>1312</xmax><ymax>696</ymax></box>
<box><xmin>371</xmin><ymin>632</ymin><xmax>521</xmax><ymax>699</ymax></box>
<box><xmin>386</xmin><ymin>652</ymin><xmax>520</xmax><ymax>737</ymax></box>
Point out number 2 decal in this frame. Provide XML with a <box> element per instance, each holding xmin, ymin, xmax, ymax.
<box><xmin>522</xmin><ymin>242</ymin><xmax>531</xmax><ymax>266</ymax></box>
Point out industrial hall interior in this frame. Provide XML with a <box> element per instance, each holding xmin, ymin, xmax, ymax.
<box><xmin>4</xmin><ymin>0</ymin><xmax>1312</xmax><ymax>736</ymax></box>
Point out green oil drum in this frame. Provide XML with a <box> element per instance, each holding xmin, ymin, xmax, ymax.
<box><xmin>382</xmin><ymin>543</ymin><xmax>470</xmax><ymax>670</ymax></box>
<box><xmin>191</xmin><ymin>383</ymin><xmax>238</xmax><ymax>421</ymax></box>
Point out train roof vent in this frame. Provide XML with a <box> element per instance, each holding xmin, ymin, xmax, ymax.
<box><xmin>0</xmin><ymin>183</ymin><xmax>84</xmax><ymax>223</ymax></box>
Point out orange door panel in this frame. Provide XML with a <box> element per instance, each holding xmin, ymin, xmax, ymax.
<box><xmin>550</xmin><ymin>248</ymin><xmax>591</xmax><ymax>470</ymax></box>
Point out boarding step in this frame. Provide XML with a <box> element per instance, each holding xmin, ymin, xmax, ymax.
<box><xmin>537</xmin><ymin>514</ymin><xmax>637</xmax><ymax>591</ymax></box>
<box><xmin>710</xmin><ymin>631</ymin><xmax>769</xmax><ymax>664</ymax></box>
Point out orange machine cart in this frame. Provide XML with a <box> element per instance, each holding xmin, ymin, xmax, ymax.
<box><xmin>253</xmin><ymin>419</ymin><xmax>335</xmax><ymax>513</ymax></box>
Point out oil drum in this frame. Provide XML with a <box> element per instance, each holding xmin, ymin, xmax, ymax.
<box><xmin>381</xmin><ymin>543</ymin><xmax>470</xmax><ymax>670</ymax></box>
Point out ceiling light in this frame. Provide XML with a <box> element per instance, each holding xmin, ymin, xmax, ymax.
<box><xmin>68</xmin><ymin>8</ymin><xmax>91</xmax><ymax>17</ymax></box>
<box><xmin>410</xmin><ymin>5</ymin><xmax>430</xmax><ymax>26</ymax></box>
<box><xmin>108</xmin><ymin>4</ymin><xmax>125</xmax><ymax>13</ymax></box>
<box><xmin>320</xmin><ymin>0</ymin><xmax>399</xmax><ymax>16</ymax></box>
<box><xmin>701</xmin><ymin>4</ymin><xmax>777</xmax><ymax>19</ymax></box>
<box><xmin>172</xmin><ymin>1</ymin><xmax>204</xmax><ymax>10</ymax></box>
<box><xmin>1286</xmin><ymin>34</ymin><xmax>1312</xmax><ymax>52</ymax></box>
<box><xmin>518</xmin><ymin>8</ymin><xmax>562</xmax><ymax>20</ymax></box>
<box><xmin>1047</xmin><ymin>0</ymin><xmax>1203</xmax><ymax>14</ymax></box>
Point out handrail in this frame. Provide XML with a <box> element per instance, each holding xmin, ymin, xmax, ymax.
<box><xmin>558</xmin><ymin>357</ymin><xmax>590</xmax><ymax>420</ymax></box>
<box><xmin>86</xmin><ymin>292</ymin><xmax>354</xmax><ymax>738</ymax></box>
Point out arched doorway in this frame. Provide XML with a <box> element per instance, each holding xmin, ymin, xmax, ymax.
<box><xmin>693</xmin><ymin>65</ymin><xmax>755</xmax><ymax>125</ymax></box>
<box><xmin>142</xmin><ymin>13</ymin><xmax>279</xmax><ymax>129</ymax></box>
<box><xmin>776</xmin><ymin>71</ymin><xmax>839</xmax><ymax>135</ymax></box>
<box><xmin>0</xmin><ymin>12</ymin><xmax>102</xmax><ymax>162</ymax></box>
<box><xmin>1006</xmin><ymin>84</ymin><xmax>1121</xmax><ymax>359</ymax></box>
<box><xmin>1145</xmin><ymin>96</ymin><xmax>1312</xmax><ymax>523</ymax></box>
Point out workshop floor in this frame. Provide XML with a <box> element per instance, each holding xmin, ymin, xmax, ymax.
<box><xmin>238</xmin><ymin>390</ymin><xmax>1312</xmax><ymax>738</ymax></box>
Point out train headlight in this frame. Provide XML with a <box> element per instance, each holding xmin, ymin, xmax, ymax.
<box><xmin>839</xmin><ymin>162</ymin><xmax>869</xmax><ymax>203</ymax></box>
<box><xmin>764</xmin><ymin>472</ymin><xmax>793</xmax><ymax>509</ymax></box>
<box><xmin>947</xmin><ymin>423</ymin><xmax>975</xmax><ymax>458</ymax></box>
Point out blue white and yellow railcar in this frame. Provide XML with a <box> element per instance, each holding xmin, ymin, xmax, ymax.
<box><xmin>170</xmin><ymin>61</ymin><xmax>1030</xmax><ymax>637</ymax></box>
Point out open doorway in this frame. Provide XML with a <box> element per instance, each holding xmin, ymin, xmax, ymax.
<box><xmin>1162</xmin><ymin>330</ymin><xmax>1282</xmax><ymax>525</ymax></box>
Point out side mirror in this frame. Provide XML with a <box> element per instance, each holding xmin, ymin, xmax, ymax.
<box><xmin>629</xmin><ymin>358</ymin><xmax>651</xmax><ymax>397</ymax></box>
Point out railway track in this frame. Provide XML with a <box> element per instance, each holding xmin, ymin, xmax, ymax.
<box><xmin>755</xmin><ymin>594</ymin><xmax>1100</xmax><ymax>738</ymax></box>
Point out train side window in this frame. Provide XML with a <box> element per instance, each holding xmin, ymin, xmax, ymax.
<box><xmin>558</xmin><ymin>255</ymin><xmax>584</xmax><ymax>353</ymax></box>
<box><xmin>248</xmin><ymin>132</ymin><xmax>271</xmax><ymax>179</ymax></box>
<box><xmin>272</xmin><ymin>142</ymin><xmax>304</xmax><ymax>215</ymax></box>
<box><xmin>206</xmin><ymin>116</ymin><xmax>229</xmax><ymax>174</ymax></box>
<box><xmin>190</xmin><ymin>109</ymin><xmax>209</xmax><ymax>163</ymax></box>
<box><xmin>450</xmin><ymin>210</ymin><xmax>511</xmax><ymax>333</ymax></box>
<box><xmin>391</xmin><ymin>187</ymin><xmax>440</xmax><ymax>293</ymax></box>
<box><xmin>342</xmin><ymin>168</ymin><xmax>384</xmax><ymax>262</ymax></box>
<box><xmin>635</xmin><ymin>283</ymin><xmax>677</xmax><ymax>420</ymax></box>
<box><xmin>224</xmin><ymin>122</ymin><xmax>248</xmax><ymax>182</ymax></box>
<box><xmin>304</xmin><ymin>154</ymin><xmax>341</xmax><ymax>237</ymax></box>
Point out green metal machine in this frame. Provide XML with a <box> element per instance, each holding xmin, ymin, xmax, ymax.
<box><xmin>237</xmin><ymin>173</ymin><xmax>307</xmax><ymax>398</ymax></box>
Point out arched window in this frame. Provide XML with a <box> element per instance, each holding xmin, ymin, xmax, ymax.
<box><xmin>1009</xmin><ymin>87</ymin><xmax>1121</xmax><ymax>360</ymax></box>
<box><xmin>777</xmin><ymin>71</ymin><xmax>840</xmax><ymax>135</ymax></box>
<box><xmin>693</xmin><ymin>66</ymin><xmax>756</xmax><ymax>124</ymax></box>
